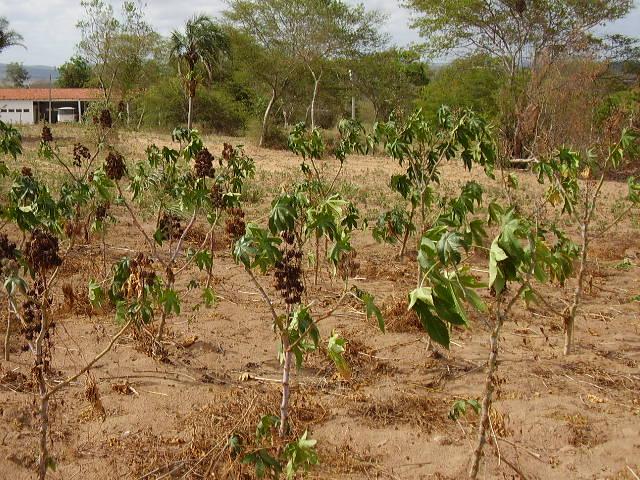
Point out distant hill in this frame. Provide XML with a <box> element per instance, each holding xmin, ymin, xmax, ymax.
<box><xmin>0</xmin><ymin>63</ymin><xmax>59</xmax><ymax>86</ymax></box>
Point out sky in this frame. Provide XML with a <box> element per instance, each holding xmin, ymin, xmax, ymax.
<box><xmin>0</xmin><ymin>0</ymin><xmax>638</xmax><ymax>67</ymax></box>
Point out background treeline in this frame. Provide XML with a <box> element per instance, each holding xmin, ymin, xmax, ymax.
<box><xmin>3</xmin><ymin>0</ymin><xmax>640</xmax><ymax>161</ymax></box>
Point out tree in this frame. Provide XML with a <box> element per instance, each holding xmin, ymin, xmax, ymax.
<box><xmin>226</xmin><ymin>0</ymin><xmax>385</xmax><ymax>133</ymax></box>
<box><xmin>77</xmin><ymin>0</ymin><xmax>157</xmax><ymax>103</ymax></box>
<box><xmin>56</xmin><ymin>56</ymin><xmax>92</xmax><ymax>88</ymax></box>
<box><xmin>169</xmin><ymin>15</ymin><xmax>230</xmax><ymax>130</ymax></box>
<box><xmin>0</xmin><ymin>17</ymin><xmax>24</xmax><ymax>54</ymax></box>
<box><xmin>418</xmin><ymin>54</ymin><xmax>504</xmax><ymax>122</ymax></box>
<box><xmin>405</xmin><ymin>0</ymin><xmax>634</xmax><ymax>157</ymax></box>
<box><xmin>353</xmin><ymin>47</ymin><xmax>430</xmax><ymax>121</ymax></box>
<box><xmin>5</xmin><ymin>62</ymin><xmax>30</xmax><ymax>87</ymax></box>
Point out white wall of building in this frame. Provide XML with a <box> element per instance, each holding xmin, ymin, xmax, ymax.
<box><xmin>0</xmin><ymin>100</ymin><xmax>35</xmax><ymax>125</ymax></box>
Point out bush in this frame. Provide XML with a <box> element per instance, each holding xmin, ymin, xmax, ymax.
<box><xmin>195</xmin><ymin>88</ymin><xmax>249</xmax><ymax>135</ymax></box>
<box><xmin>261</xmin><ymin>125</ymin><xmax>289</xmax><ymax>150</ymax></box>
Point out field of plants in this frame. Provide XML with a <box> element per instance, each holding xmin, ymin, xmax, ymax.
<box><xmin>0</xmin><ymin>112</ymin><xmax>638</xmax><ymax>480</ymax></box>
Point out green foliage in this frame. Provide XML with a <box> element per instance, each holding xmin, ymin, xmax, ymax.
<box><xmin>239</xmin><ymin>423</ymin><xmax>318</xmax><ymax>480</ymax></box>
<box><xmin>56</xmin><ymin>55</ymin><xmax>93</xmax><ymax>88</ymax></box>
<box><xmin>449</xmin><ymin>399</ymin><xmax>480</xmax><ymax>421</ymax></box>
<box><xmin>327</xmin><ymin>331</ymin><xmax>349</xmax><ymax>378</ymax></box>
<box><xmin>0</xmin><ymin>120</ymin><xmax>22</xmax><ymax>160</ymax></box>
<box><xmin>419</xmin><ymin>55</ymin><xmax>505</xmax><ymax>122</ymax></box>
<box><xmin>4</xmin><ymin>62</ymin><xmax>29</xmax><ymax>87</ymax></box>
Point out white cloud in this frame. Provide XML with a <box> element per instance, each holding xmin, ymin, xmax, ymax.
<box><xmin>0</xmin><ymin>0</ymin><xmax>637</xmax><ymax>66</ymax></box>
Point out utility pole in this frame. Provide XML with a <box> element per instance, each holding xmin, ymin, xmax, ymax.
<box><xmin>349</xmin><ymin>69</ymin><xmax>355</xmax><ymax>120</ymax></box>
<box><xmin>48</xmin><ymin>74</ymin><xmax>52</xmax><ymax>124</ymax></box>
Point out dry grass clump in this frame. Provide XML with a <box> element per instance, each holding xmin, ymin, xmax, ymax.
<box><xmin>351</xmin><ymin>392</ymin><xmax>450</xmax><ymax>432</ymax></box>
<box><xmin>106</xmin><ymin>384</ymin><xmax>327</xmax><ymax>479</ymax></box>
<box><xmin>381</xmin><ymin>295</ymin><xmax>422</xmax><ymax>332</ymax></box>
<box><xmin>0</xmin><ymin>367</ymin><xmax>34</xmax><ymax>393</ymax></box>
<box><xmin>307</xmin><ymin>338</ymin><xmax>397</xmax><ymax>387</ymax></box>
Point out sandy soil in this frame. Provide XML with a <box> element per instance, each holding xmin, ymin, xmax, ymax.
<box><xmin>1</xmin><ymin>125</ymin><xmax>639</xmax><ymax>479</ymax></box>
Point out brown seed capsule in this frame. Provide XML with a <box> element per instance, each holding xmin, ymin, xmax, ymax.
<box><xmin>273</xmin><ymin>243</ymin><xmax>304</xmax><ymax>305</ymax></box>
<box><xmin>337</xmin><ymin>250</ymin><xmax>360</xmax><ymax>281</ymax></box>
<box><xmin>99</xmin><ymin>109</ymin><xmax>112</xmax><ymax>129</ymax></box>
<box><xmin>194</xmin><ymin>148</ymin><xmax>215</xmax><ymax>178</ymax></box>
<box><xmin>95</xmin><ymin>203</ymin><xmax>109</xmax><ymax>222</ymax></box>
<box><xmin>41</xmin><ymin>125</ymin><xmax>53</xmax><ymax>143</ymax></box>
<box><xmin>105</xmin><ymin>150</ymin><xmax>126</xmax><ymax>181</ymax></box>
<box><xmin>210</xmin><ymin>183</ymin><xmax>225</xmax><ymax>209</ymax></box>
<box><xmin>25</xmin><ymin>229</ymin><xmax>62</xmax><ymax>271</ymax></box>
<box><xmin>21</xmin><ymin>166</ymin><xmax>33</xmax><ymax>177</ymax></box>
<box><xmin>73</xmin><ymin>143</ymin><xmax>91</xmax><ymax>167</ymax></box>
<box><xmin>225</xmin><ymin>208</ymin><xmax>246</xmax><ymax>241</ymax></box>
<box><xmin>158</xmin><ymin>213</ymin><xmax>183</xmax><ymax>240</ymax></box>
<box><xmin>222</xmin><ymin>143</ymin><xmax>234</xmax><ymax>163</ymax></box>
<box><xmin>0</xmin><ymin>233</ymin><xmax>17</xmax><ymax>261</ymax></box>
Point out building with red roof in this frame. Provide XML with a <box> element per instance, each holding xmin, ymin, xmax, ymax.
<box><xmin>0</xmin><ymin>88</ymin><xmax>102</xmax><ymax>124</ymax></box>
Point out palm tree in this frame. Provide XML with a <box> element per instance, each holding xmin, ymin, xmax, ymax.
<box><xmin>0</xmin><ymin>17</ymin><xmax>25</xmax><ymax>54</ymax></box>
<box><xmin>170</xmin><ymin>15</ymin><xmax>230</xmax><ymax>130</ymax></box>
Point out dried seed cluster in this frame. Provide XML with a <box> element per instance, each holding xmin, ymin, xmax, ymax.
<box><xmin>210</xmin><ymin>183</ymin><xmax>225</xmax><ymax>209</ymax></box>
<box><xmin>64</xmin><ymin>220</ymin><xmax>84</xmax><ymax>239</ymax></box>
<box><xmin>21</xmin><ymin>167</ymin><xmax>33</xmax><ymax>177</ymax></box>
<box><xmin>222</xmin><ymin>143</ymin><xmax>234</xmax><ymax>162</ymax></box>
<box><xmin>337</xmin><ymin>250</ymin><xmax>360</xmax><ymax>281</ymax></box>
<box><xmin>194</xmin><ymin>148</ymin><xmax>215</xmax><ymax>178</ymax></box>
<box><xmin>274</xmin><ymin>233</ymin><xmax>304</xmax><ymax>305</ymax></box>
<box><xmin>225</xmin><ymin>208</ymin><xmax>246</xmax><ymax>241</ymax></box>
<box><xmin>21</xmin><ymin>281</ymin><xmax>53</xmax><ymax>342</ymax></box>
<box><xmin>95</xmin><ymin>203</ymin><xmax>109</xmax><ymax>222</ymax></box>
<box><xmin>25</xmin><ymin>229</ymin><xmax>62</xmax><ymax>271</ymax></box>
<box><xmin>41</xmin><ymin>125</ymin><xmax>53</xmax><ymax>143</ymax></box>
<box><xmin>97</xmin><ymin>109</ymin><xmax>112</xmax><ymax>129</ymax></box>
<box><xmin>158</xmin><ymin>213</ymin><xmax>183</xmax><ymax>240</ymax></box>
<box><xmin>124</xmin><ymin>253</ymin><xmax>156</xmax><ymax>299</ymax></box>
<box><xmin>73</xmin><ymin>143</ymin><xmax>91</xmax><ymax>167</ymax></box>
<box><xmin>105</xmin><ymin>150</ymin><xmax>126</xmax><ymax>181</ymax></box>
<box><xmin>0</xmin><ymin>233</ymin><xmax>17</xmax><ymax>261</ymax></box>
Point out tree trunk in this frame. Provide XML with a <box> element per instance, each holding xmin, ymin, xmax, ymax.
<box><xmin>260</xmin><ymin>87</ymin><xmax>277</xmax><ymax>148</ymax></box>
<box><xmin>564</xmin><ymin>209</ymin><xmax>590</xmax><ymax>355</ymax></box>
<box><xmin>469</xmin><ymin>308</ymin><xmax>505</xmax><ymax>479</ymax></box>
<box><xmin>279</xmin><ymin>335</ymin><xmax>293</xmax><ymax>437</ymax></box>
<box><xmin>309</xmin><ymin>68</ymin><xmax>322</xmax><ymax>129</ymax></box>
<box><xmin>187</xmin><ymin>95</ymin><xmax>193</xmax><ymax>130</ymax></box>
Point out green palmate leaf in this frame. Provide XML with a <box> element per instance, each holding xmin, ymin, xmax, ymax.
<box><xmin>268</xmin><ymin>194</ymin><xmax>299</xmax><ymax>233</ymax></box>
<box><xmin>449</xmin><ymin>399</ymin><xmax>481</xmax><ymax>421</ymax></box>
<box><xmin>328</xmin><ymin>232</ymin><xmax>352</xmax><ymax>267</ymax></box>
<box><xmin>411</xmin><ymin>299</ymin><xmax>450</xmax><ymax>348</ymax></box>
<box><xmin>284</xmin><ymin>431</ymin><xmax>319</xmax><ymax>480</ymax></box>
<box><xmin>437</xmin><ymin>231</ymin><xmax>464</xmax><ymax>265</ymax></box>
<box><xmin>256</xmin><ymin>414</ymin><xmax>280</xmax><ymax>440</ymax></box>
<box><xmin>162</xmin><ymin>289</ymin><xmax>180</xmax><ymax>315</ymax></box>
<box><xmin>88</xmin><ymin>280</ymin><xmax>105</xmax><ymax>308</ymax></box>
<box><xmin>362</xmin><ymin>292</ymin><xmax>385</xmax><ymax>333</ymax></box>
<box><xmin>192</xmin><ymin>250</ymin><xmax>213</xmax><ymax>271</ymax></box>
<box><xmin>202</xmin><ymin>287</ymin><xmax>217</xmax><ymax>308</ymax></box>
<box><xmin>489</xmin><ymin>239</ymin><xmax>508</xmax><ymax>294</ymax></box>
<box><xmin>327</xmin><ymin>331</ymin><xmax>350</xmax><ymax>379</ymax></box>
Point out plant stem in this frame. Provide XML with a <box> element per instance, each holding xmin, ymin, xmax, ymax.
<box><xmin>4</xmin><ymin>302</ymin><xmax>10</xmax><ymax>361</ymax></box>
<box><xmin>35</xmin><ymin>284</ymin><xmax>49</xmax><ymax>480</ymax></box>
<box><xmin>469</xmin><ymin>303</ymin><xmax>503</xmax><ymax>480</ymax></box>
<box><xmin>400</xmin><ymin>204</ymin><xmax>416</xmax><ymax>258</ymax></box>
<box><xmin>279</xmin><ymin>333</ymin><xmax>292</xmax><ymax>437</ymax></box>
<box><xmin>564</xmin><ymin>175</ymin><xmax>604</xmax><ymax>355</ymax></box>
<box><xmin>470</xmin><ymin>285</ymin><xmax>525</xmax><ymax>480</ymax></box>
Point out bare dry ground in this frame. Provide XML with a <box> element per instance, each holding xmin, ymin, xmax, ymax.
<box><xmin>1</xmin><ymin>125</ymin><xmax>639</xmax><ymax>479</ymax></box>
